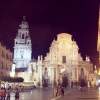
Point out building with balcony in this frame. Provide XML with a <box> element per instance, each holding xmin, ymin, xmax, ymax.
<box><xmin>0</xmin><ymin>42</ymin><xmax>13</xmax><ymax>77</ymax></box>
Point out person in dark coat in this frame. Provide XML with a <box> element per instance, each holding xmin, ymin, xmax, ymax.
<box><xmin>15</xmin><ymin>89</ymin><xmax>19</xmax><ymax>100</ymax></box>
<box><xmin>60</xmin><ymin>86</ymin><xmax>64</xmax><ymax>96</ymax></box>
<box><xmin>6</xmin><ymin>88</ymin><xmax>10</xmax><ymax>100</ymax></box>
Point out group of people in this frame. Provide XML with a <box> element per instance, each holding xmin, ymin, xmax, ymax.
<box><xmin>54</xmin><ymin>78</ymin><xmax>91</xmax><ymax>97</ymax></box>
<box><xmin>0</xmin><ymin>87</ymin><xmax>19</xmax><ymax>100</ymax></box>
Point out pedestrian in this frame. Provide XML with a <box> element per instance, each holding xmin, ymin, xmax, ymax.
<box><xmin>0</xmin><ymin>88</ymin><xmax>4</xmax><ymax>100</ymax></box>
<box><xmin>71</xmin><ymin>81</ymin><xmax>73</xmax><ymax>88</ymax></box>
<box><xmin>53</xmin><ymin>80</ymin><xmax>57</xmax><ymax>97</ymax></box>
<box><xmin>1</xmin><ymin>88</ymin><xmax>6</xmax><ymax>100</ymax></box>
<box><xmin>15</xmin><ymin>89</ymin><xmax>19</xmax><ymax>100</ymax></box>
<box><xmin>6</xmin><ymin>88</ymin><xmax>10</xmax><ymax>100</ymax></box>
<box><xmin>60</xmin><ymin>86</ymin><xmax>64</xmax><ymax>96</ymax></box>
<box><xmin>55</xmin><ymin>85</ymin><xmax>59</xmax><ymax>96</ymax></box>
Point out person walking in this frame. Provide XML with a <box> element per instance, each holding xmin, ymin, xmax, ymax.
<box><xmin>55</xmin><ymin>85</ymin><xmax>59</xmax><ymax>96</ymax></box>
<box><xmin>15</xmin><ymin>89</ymin><xmax>19</xmax><ymax>100</ymax></box>
<box><xmin>71</xmin><ymin>81</ymin><xmax>73</xmax><ymax>88</ymax></box>
<box><xmin>55</xmin><ymin>79</ymin><xmax>61</xmax><ymax>96</ymax></box>
<box><xmin>60</xmin><ymin>85</ymin><xmax>64</xmax><ymax>96</ymax></box>
<box><xmin>6</xmin><ymin>88</ymin><xmax>10</xmax><ymax>100</ymax></box>
<box><xmin>1</xmin><ymin>88</ymin><xmax>6</xmax><ymax>100</ymax></box>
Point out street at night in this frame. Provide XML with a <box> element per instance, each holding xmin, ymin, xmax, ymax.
<box><xmin>0</xmin><ymin>0</ymin><xmax>99</xmax><ymax>100</ymax></box>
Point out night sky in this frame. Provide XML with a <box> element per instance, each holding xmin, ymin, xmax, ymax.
<box><xmin>0</xmin><ymin>0</ymin><xmax>99</xmax><ymax>64</ymax></box>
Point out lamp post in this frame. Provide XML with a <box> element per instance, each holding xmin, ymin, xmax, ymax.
<box><xmin>10</xmin><ymin>63</ymin><xmax>16</xmax><ymax>77</ymax></box>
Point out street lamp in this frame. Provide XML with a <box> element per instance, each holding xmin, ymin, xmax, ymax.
<box><xmin>10</xmin><ymin>63</ymin><xmax>16</xmax><ymax>77</ymax></box>
<box><xmin>98</xmin><ymin>68</ymin><xmax>100</xmax><ymax>75</ymax></box>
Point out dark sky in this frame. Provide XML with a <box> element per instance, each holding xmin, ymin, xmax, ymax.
<box><xmin>0</xmin><ymin>0</ymin><xmax>99</xmax><ymax>63</ymax></box>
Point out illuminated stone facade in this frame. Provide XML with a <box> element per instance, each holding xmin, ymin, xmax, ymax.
<box><xmin>11</xmin><ymin>17</ymin><xmax>94</xmax><ymax>86</ymax></box>
<box><xmin>13</xmin><ymin>16</ymin><xmax>32</xmax><ymax>69</ymax></box>
<box><xmin>44</xmin><ymin>33</ymin><xmax>93</xmax><ymax>86</ymax></box>
<box><xmin>21</xmin><ymin>33</ymin><xmax>93</xmax><ymax>87</ymax></box>
<box><xmin>0</xmin><ymin>42</ymin><xmax>13</xmax><ymax>77</ymax></box>
<box><xmin>12</xmin><ymin>17</ymin><xmax>32</xmax><ymax>82</ymax></box>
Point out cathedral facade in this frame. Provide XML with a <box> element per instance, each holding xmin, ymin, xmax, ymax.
<box><xmin>43</xmin><ymin>33</ymin><xmax>94</xmax><ymax>86</ymax></box>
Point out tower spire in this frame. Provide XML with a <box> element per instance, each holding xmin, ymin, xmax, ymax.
<box><xmin>23</xmin><ymin>16</ymin><xmax>26</xmax><ymax>21</ymax></box>
<box><xmin>19</xmin><ymin>16</ymin><xmax>29</xmax><ymax>29</ymax></box>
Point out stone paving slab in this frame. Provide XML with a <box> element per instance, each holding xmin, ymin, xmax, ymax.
<box><xmin>57</xmin><ymin>88</ymin><xmax>100</xmax><ymax>100</ymax></box>
<box><xmin>51</xmin><ymin>88</ymin><xmax>73</xmax><ymax>100</ymax></box>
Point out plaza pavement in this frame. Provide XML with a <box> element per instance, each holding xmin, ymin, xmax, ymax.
<box><xmin>56</xmin><ymin>87</ymin><xmax>100</xmax><ymax>100</ymax></box>
<box><xmin>9</xmin><ymin>87</ymin><xmax>100</xmax><ymax>100</ymax></box>
<box><xmin>10</xmin><ymin>87</ymin><xmax>54</xmax><ymax>100</ymax></box>
<box><xmin>9</xmin><ymin>87</ymin><xmax>71</xmax><ymax>100</ymax></box>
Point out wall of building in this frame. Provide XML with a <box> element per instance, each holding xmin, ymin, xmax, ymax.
<box><xmin>0</xmin><ymin>42</ymin><xmax>13</xmax><ymax>77</ymax></box>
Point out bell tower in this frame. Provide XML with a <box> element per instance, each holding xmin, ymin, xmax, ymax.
<box><xmin>13</xmin><ymin>16</ymin><xmax>32</xmax><ymax>70</ymax></box>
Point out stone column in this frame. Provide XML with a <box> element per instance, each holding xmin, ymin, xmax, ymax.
<box><xmin>37</xmin><ymin>56</ymin><xmax>43</xmax><ymax>88</ymax></box>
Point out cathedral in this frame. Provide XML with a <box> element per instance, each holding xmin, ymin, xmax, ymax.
<box><xmin>43</xmin><ymin>33</ymin><xmax>94</xmax><ymax>86</ymax></box>
<box><xmin>10</xmin><ymin>16</ymin><xmax>94</xmax><ymax>86</ymax></box>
